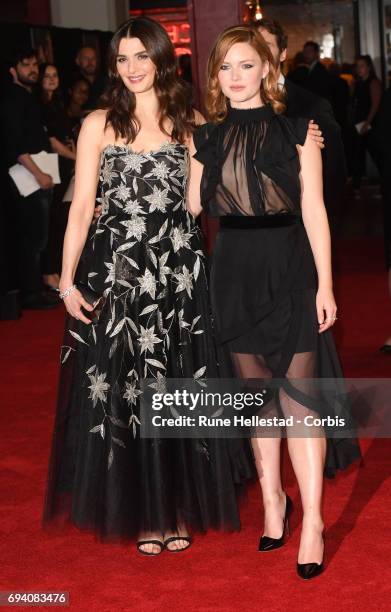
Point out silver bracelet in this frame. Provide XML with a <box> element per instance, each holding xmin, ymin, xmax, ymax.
<box><xmin>59</xmin><ymin>284</ymin><xmax>76</xmax><ymax>300</ymax></box>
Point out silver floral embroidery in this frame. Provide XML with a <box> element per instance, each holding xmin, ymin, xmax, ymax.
<box><xmin>138</xmin><ymin>324</ymin><xmax>163</xmax><ymax>354</ymax></box>
<box><xmin>143</xmin><ymin>185</ymin><xmax>173</xmax><ymax>213</ymax></box>
<box><xmin>72</xmin><ymin>144</ymin><xmax>210</xmax><ymax>469</ymax></box>
<box><xmin>120</xmin><ymin>215</ymin><xmax>146</xmax><ymax>241</ymax></box>
<box><xmin>88</xmin><ymin>370</ymin><xmax>110</xmax><ymax>407</ymax></box>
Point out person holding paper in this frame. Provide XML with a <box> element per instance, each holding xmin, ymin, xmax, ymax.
<box><xmin>0</xmin><ymin>48</ymin><xmax>59</xmax><ymax>310</ymax></box>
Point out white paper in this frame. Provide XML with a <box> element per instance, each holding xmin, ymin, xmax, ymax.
<box><xmin>62</xmin><ymin>175</ymin><xmax>75</xmax><ymax>202</ymax></box>
<box><xmin>8</xmin><ymin>151</ymin><xmax>60</xmax><ymax>197</ymax></box>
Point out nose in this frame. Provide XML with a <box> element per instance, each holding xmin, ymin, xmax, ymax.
<box><xmin>231</xmin><ymin>68</ymin><xmax>241</xmax><ymax>82</ymax></box>
<box><xmin>128</xmin><ymin>61</ymin><xmax>140</xmax><ymax>75</ymax></box>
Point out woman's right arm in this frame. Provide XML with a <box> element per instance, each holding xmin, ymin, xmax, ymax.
<box><xmin>59</xmin><ymin>110</ymin><xmax>106</xmax><ymax>324</ymax></box>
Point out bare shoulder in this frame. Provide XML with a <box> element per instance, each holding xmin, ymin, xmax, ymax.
<box><xmin>79</xmin><ymin>109</ymin><xmax>108</xmax><ymax>147</ymax></box>
<box><xmin>192</xmin><ymin>108</ymin><xmax>206</xmax><ymax>126</ymax></box>
<box><xmin>82</xmin><ymin>109</ymin><xmax>108</xmax><ymax>130</ymax></box>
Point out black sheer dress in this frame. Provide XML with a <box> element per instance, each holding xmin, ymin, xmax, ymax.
<box><xmin>194</xmin><ymin>104</ymin><xmax>361</xmax><ymax>477</ymax></box>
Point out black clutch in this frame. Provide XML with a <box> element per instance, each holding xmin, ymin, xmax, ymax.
<box><xmin>77</xmin><ymin>282</ymin><xmax>105</xmax><ymax>322</ymax></box>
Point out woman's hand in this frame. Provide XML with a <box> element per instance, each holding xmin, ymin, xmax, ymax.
<box><xmin>316</xmin><ymin>287</ymin><xmax>337</xmax><ymax>333</ymax></box>
<box><xmin>359</xmin><ymin>121</ymin><xmax>371</xmax><ymax>135</ymax></box>
<box><xmin>308</xmin><ymin>120</ymin><xmax>325</xmax><ymax>149</ymax></box>
<box><xmin>60</xmin><ymin>284</ymin><xmax>94</xmax><ymax>325</ymax></box>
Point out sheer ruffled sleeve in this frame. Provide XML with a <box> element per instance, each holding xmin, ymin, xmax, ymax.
<box><xmin>279</xmin><ymin>115</ymin><xmax>309</xmax><ymax>147</ymax></box>
<box><xmin>193</xmin><ymin>123</ymin><xmax>218</xmax><ymax>165</ymax></box>
<box><xmin>257</xmin><ymin>115</ymin><xmax>310</xmax><ymax>168</ymax></box>
<box><xmin>193</xmin><ymin>123</ymin><xmax>221</xmax><ymax>214</ymax></box>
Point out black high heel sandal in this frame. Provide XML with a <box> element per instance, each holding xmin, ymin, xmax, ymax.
<box><xmin>137</xmin><ymin>539</ymin><xmax>164</xmax><ymax>556</ymax></box>
<box><xmin>258</xmin><ymin>493</ymin><xmax>293</xmax><ymax>552</ymax></box>
<box><xmin>163</xmin><ymin>535</ymin><xmax>192</xmax><ymax>553</ymax></box>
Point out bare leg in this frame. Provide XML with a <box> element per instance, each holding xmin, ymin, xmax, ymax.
<box><xmin>284</xmin><ymin>392</ymin><xmax>326</xmax><ymax>565</ymax></box>
<box><xmin>279</xmin><ymin>352</ymin><xmax>326</xmax><ymax>564</ymax></box>
<box><xmin>231</xmin><ymin>352</ymin><xmax>286</xmax><ymax>538</ymax></box>
<box><xmin>251</xmin><ymin>436</ymin><xmax>286</xmax><ymax>538</ymax></box>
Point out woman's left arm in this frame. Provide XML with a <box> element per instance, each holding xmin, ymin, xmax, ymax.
<box><xmin>298</xmin><ymin>135</ymin><xmax>337</xmax><ymax>333</ymax></box>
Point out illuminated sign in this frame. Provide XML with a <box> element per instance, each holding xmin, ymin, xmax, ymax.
<box><xmin>163</xmin><ymin>22</ymin><xmax>190</xmax><ymax>44</ymax></box>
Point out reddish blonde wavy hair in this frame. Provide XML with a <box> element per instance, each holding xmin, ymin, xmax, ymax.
<box><xmin>206</xmin><ymin>25</ymin><xmax>286</xmax><ymax>123</ymax></box>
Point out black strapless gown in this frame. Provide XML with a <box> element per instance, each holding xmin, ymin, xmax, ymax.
<box><xmin>43</xmin><ymin>142</ymin><xmax>252</xmax><ymax>541</ymax></box>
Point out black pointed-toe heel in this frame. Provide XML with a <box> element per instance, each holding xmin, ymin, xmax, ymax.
<box><xmin>297</xmin><ymin>562</ymin><xmax>324</xmax><ymax>580</ymax></box>
<box><xmin>258</xmin><ymin>493</ymin><xmax>293</xmax><ymax>552</ymax></box>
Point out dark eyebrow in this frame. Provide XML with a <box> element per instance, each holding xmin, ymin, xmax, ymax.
<box><xmin>116</xmin><ymin>51</ymin><xmax>148</xmax><ymax>59</ymax></box>
<box><xmin>222</xmin><ymin>59</ymin><xmax>256</xmax><ymax>64</ymax></box>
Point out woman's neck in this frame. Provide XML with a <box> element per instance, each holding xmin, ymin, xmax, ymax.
<box><xmin>230</xmin><ymin>94</ymin><xmax>263</xmax><ymax>110</ymax></box>
<box><xmin>134</xmin><ymin>88</ymin><xmax>160</xmax><ymax>121</ymax></box>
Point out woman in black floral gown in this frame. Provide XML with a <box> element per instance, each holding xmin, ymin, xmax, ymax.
<box><xmin>43</xmin><ymin>18</ymin><xmax>252</xmax><ymax>554</ymax></box>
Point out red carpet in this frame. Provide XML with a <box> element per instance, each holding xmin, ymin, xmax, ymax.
<box><xmin>0</xmin><ymin>238</ymin><xmax>390</xmax><ymax>612</ymax></box>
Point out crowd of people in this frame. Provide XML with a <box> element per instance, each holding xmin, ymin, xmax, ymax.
<box><xmin>0</xmin><ymin>44</ymin><xmax>105</xmax><ymax>311</ymax></box>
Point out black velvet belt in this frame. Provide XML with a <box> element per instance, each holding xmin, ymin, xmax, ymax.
<box><xmin>219</xmin><ymin>215</ymin><xmax>302</xmax><ymax>229</ymax></box>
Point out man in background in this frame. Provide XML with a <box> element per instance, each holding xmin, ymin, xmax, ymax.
<box><xmin>302</xmin><ymin>40</ymin><xmax>332</xmax><ymax>101</ymax></box>
<box><xmin>74</xmin><ymin>46</ymin><xmax>106</xmax><ymax>110</ymax></box>
<box><xmin>257</xmin><ymin>20</ymin><xmax>347</xmax><ymax>230</ymax></box>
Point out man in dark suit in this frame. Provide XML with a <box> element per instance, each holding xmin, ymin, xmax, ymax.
<box><xmin>302</xmin><ymin>41</ymin><xmax>332</xmax><ymax>102</ymax></box>
<box><xmin>72</xmin><ymin>46</ymin><xmax>107</xmax><ymax>111</ymax></box>
<box><xmin>257</xmin><ymin>20</ymin><xmax>347</xmax><ymax>229</ymax></box>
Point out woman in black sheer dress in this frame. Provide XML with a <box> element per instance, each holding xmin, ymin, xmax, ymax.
<box><xmin>189</xmin><ymin>26</ymin><xmax>361</xmax><ymax>579</ymax></box>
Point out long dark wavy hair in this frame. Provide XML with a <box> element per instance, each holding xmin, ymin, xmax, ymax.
<box><xmin>102</xmin><ymin>17</ymin><xmax>194</xmax><ymax>144</ymax></box>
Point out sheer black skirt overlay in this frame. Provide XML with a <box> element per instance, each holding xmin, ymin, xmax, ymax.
<box><xmin>212</xmin><ymin>224</ymin><xmax>361</xmax><ymax>478</ymax></box>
